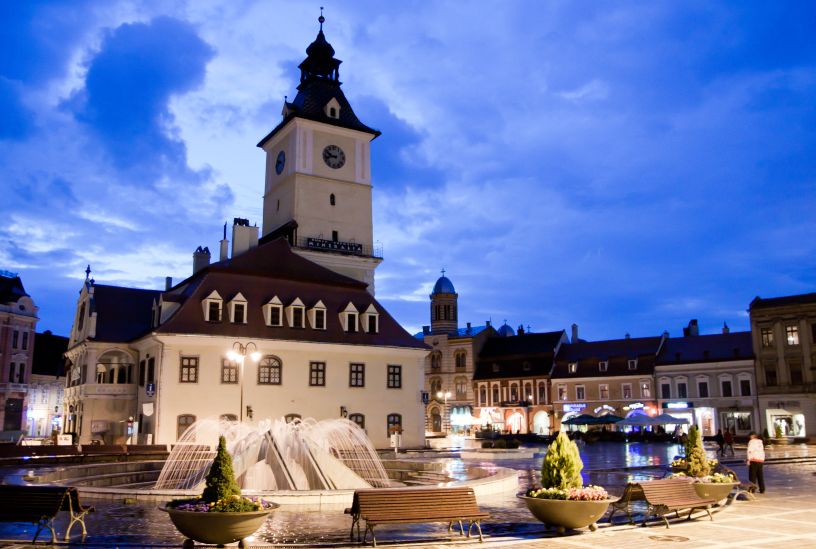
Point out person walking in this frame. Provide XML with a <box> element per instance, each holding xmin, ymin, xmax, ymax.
<box><xmin>747</xmin><ymin>431</ymin><xmax>766</xmax><ymax>493</ymax></box>
<box><xmin>715</xmin><ymin>429</ymin><xmax>725</xmax><ymax>456</ymax></box>
<box><xmin>724</xmin><ymin>429</ymin><xmax>735</xmax><ymax>456</ymax></box>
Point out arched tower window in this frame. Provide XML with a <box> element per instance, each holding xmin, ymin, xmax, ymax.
<box><xmin>330</xmin><ymin>193</ymin><xmax>336</xmax><ymax>206</ymax></box>
<box><xmin>430</xmin><ymin>352</ymin><xmax>442</xmax><ymax>370</ymax></box>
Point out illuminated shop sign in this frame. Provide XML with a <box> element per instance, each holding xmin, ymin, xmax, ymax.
<box><xmin>627</xmin><ymin>402</ymin><xmax>645</xmax><ymax>410</ymax></box>
<box><xmin>563</xmin><ymin>403</ymin><xmax>587</xmax><ymax>413</ymax></box>
<box><xmin>594</xmin><ymin>405</ymin><xmax>616</xmax><ymax>414</ymax></box>
<box><xmin>666</xmin><ymin>402</ymin><xmax>691</xmax><ymax>409</ymax></box>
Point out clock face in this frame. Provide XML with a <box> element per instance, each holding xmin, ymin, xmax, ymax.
<box><xmin>322</xmin><ymin>144</ymin><xmax>346</xmax><ymax>169</ymax></box>
<box><xmin>275</xmin><ymin>150</ymin><xmax>286</xmax><ymax>175</ymax></box>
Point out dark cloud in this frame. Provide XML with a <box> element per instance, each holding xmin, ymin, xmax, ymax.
<box><xmin>72</xmin><ymin>17</ymin><xmax>215</xmax><ymax>177</ymax></box>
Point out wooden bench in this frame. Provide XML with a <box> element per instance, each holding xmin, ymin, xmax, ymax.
<box><xmin>0</xmin><ymin>485</ymin><xmax>94</xmax><ymax>542</ymax></box>
<box><xmin>344</xmin><ymin>486</ymin><xmax>489</xmax><ymax>546</ymax></box>
<box><xmin>639</xmin><ymin>479</ymin><xmax>717</xmax><ymax>527</ymax></box>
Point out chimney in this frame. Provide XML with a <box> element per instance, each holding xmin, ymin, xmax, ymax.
<box><xmin>219</xmin><ymin>222</ymin><xmax>229</xmax><ymax>261</ymax></box>
<box><xmin>683</xmin><ymin>319</ymin><xmax>699</xmax><ymax>337</ymax></box>
<box><xmin>231</xmin><ymin>218</ymin><xmax>259</xmax><ymax>258</ymax></box>
<box><xmin>193</xmin><ymin>246</ymin><xmax>211</xmax><ymax>274</ymax></box>
<box><xmin>466</xmin><ymin>322</ymin><xmax>472</xmax><ymax>334</ymax></box>
<box><xmin>517</xmin><ymin>324</ymin><xmax>525</xmax><ymax>336</ymax></box>
<box><xmin>486</xmin><ymin>320</ymin><xmax>491</xmax><ymax>327</ymax></box>
<box><xmin>722</xmin><ymin>322</ymin><xmax>730</xmax><ymax>334</ymax></box>
<box><xmin>165</xmin><ymin>276</ymin><xmax>172</xmax><ymax>290</ymax></box>
<box><xmin>571</xmin><ymin>323</ymin><xmax>579</xmax><ymax>343</ymax></box>
<box><xmin>625</xmin><ymin>332</ymin><xmax>631</xmax><ymax>339</ymax></box>
<box><xmin>422</xmin><ymin>325</ymin><xmax>430</xmax><ymax>335</ymax></box>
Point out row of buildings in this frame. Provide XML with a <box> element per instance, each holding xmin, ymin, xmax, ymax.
<box><xmin>420</xmin><ymin>274</ymin><xmax>814</xmax><ymax>441</ymax></box>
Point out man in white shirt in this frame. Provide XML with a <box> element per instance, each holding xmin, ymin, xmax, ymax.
<box><xmin>746</xmin><ymin>431</ymin><xmax>766</xmax><ymax>493</ymax></box>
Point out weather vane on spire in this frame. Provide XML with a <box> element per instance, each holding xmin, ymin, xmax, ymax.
<box><xmin>85</xmin><ymin>265</ymin><xmax>91</xmax><ymax>281</ymax></box>
<box><xmin>440</xmin><ymin>268</ymin><xmax>446</xmax><ymax>276</ymax></box>
<box><xmin>319</xmin><ymin>6</ymin><xmax>325</xmax><ymax>30</ymax></box>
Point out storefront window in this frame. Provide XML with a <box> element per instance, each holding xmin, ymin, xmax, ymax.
<box><xmin>722</xmin><ymin>411</ymin><xmax>752</xmax><ymax>433</ymax></box>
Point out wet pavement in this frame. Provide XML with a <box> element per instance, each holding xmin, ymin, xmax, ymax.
<box><xmin>0</xmin><ymin>441</ymin><xmax>814</xmax><ymax>548</ymax></box>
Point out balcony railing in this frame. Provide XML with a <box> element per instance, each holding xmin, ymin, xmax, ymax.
<box><xmin>294</xmin><ymin>237</ymin><xmax>383</xmax><ymax>259</ymax></box>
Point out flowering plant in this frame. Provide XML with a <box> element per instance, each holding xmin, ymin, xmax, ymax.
<box><xmin>526</xmin><ymin>485</ymin><xmax>608</xmax><ymax>501</ymax></box>
<box><xmin>166</xmin><ymin>436</ymin><xmax>271</xmax><ymax>513</ymax></box>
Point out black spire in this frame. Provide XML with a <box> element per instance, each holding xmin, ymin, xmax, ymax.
<box><xmin>298</xmin><ymin>8</ymin><xmax>341</xmax><ymax>88</ymax></box>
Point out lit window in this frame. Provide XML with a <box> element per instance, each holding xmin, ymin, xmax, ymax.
<box><xmin>568</xmin><ymin>362</ymin><xmax>577</xmax><ymax>374</ymax></box>
<box><xmin>786</xmin><ymin>325</ymin><xmax>799</xmax><ymax>346</ymax></box>
<box><xmin>599</xmin><ymin>361</ymin><xmax>608</xmax><ymax>372</ymax></box>
<box><xmin>221</xmin><ymin>358</ymin><xmax>239</xmax><ymax>384</ymax></box>
<box><xmin>576</xmin><ymin>385</ymin><xmax>585</xmax><ymax>400</ymax></box>
<box><xmin>641</xmin><ymin>382</ymin><xmax>651</xmax><ymax>398</ymax></box>
<box><xmin>760</xmin><ymin>327</ymin><xmax>774</xmax><ymax>347</ymax></box>
<box><xmin>599</xmin><ymin>384</ymin><xmax>609</xmax><ymax>400</ymax></box>
<box><xmin>622</xmin><ymin>384</ymin><xmax>632</xmax><ymax>399</ymax></box>
<box><xmin>628</xmin><ymin>359</ymin><xmax>638</xmax><ymax>370</ymax></box>
<box><xmin>557</xmin><ymin>385</ymin><xmax>567</xmax><ymax>401</ymax></box>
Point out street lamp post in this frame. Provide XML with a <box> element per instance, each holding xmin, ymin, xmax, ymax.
<box><xmin>436</xmin><ymin>390</ymin><xmax>452</xmax><ymax>434</ymax></box>
<box><xmin>227</xmin><ymin>341</ymin><xmax>261</xmax><ymax>422</ymax></box>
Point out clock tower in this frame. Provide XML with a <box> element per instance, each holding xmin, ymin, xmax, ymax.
<box><xmin>258</xmin><ymin>13</ymin><xmax>382</xmax><ymax>293</ymax></box>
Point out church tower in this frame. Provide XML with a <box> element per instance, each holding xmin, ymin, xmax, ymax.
<box><xmin>258</xmin><ymin>12</ymin><xmax>382</xmax><ymax>293</ymax></box>
<box><xmin>430</xmin><ymin>271</ymin><xmax>458</xmax><ymax>334</ymax></box>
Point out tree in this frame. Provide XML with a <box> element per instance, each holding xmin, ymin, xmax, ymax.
<box><xmin>202</xmin><ymin>436</ymin><xmax>241</xmax><ymax>503</ymax></box>
<box><xmin>685</xmin><ymin>426</ymin><xmax>710</xmax><ymax>478</ymax></box>
<box><xmin>541</xmin><ymin>431</ymin><xmax>583</xmax><ymax>490</ymax></box>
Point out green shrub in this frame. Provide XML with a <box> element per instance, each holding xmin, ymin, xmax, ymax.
<box><xmin>481</xmin><ymin>441</ymin><xmax>493</xmax><ymax>449</ymax></box>
<box><xmin>541</xmin><ymin>430</ymin><xmax>583</xmax><ymax>490</ymax></box>
<box><xmin>685</xmin><ymin>426</ymin><xmax>710</xmax><ymax>478</ymax></box>
<box><xmin>493</xmin><ymin>438</ymin><xmax>507</xmax><ymax>449</ymax></box>
<box><xmin>507</xmin><ymin>439</ymin><xmax>521</xmax><ymax>449</ymax></box>
<box><xmin>202</xmin><ymin>436</ymin><xmax>241</xmax><ymax>504</ymax></box>
<box><xmin>774</xmin><ymin>424</ymin><xmax>784</xmax><ymax>438</ymax></box>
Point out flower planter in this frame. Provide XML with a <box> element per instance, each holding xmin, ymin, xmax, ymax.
<box><xmin>162</xmin><ymin>506</ymin><xmax>276</xmax><ymax>547</ymax></box>
<box><xmin>692</xmin><ymin>482</ymin><xmax>737</xmax><ymax>502</ymax></box>
<box><xmin>520</xmin><ymin>496</ymin><xmax>610</xmax><ymax>534</ymax></box>
<box><xmin>773</xmin><ymin>437</ymin><xmax>791</xmax><ymax>445</ymax></box>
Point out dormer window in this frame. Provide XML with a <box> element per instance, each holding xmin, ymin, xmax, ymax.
<box><xmin>362</xmin><ymin>304</ymin><xmax>379</xmax><ymax>334</ymax></box>
<box><xmin>628</xmin><ymin>359</ymin><xmax>638</xmax><ymax>370</ymax></box>
<box><xmin>202</xmin><ymin>291</ymin><xmax>223</xmax><ymax>322</ymax></box>
<box><xmin>263</xmin><ymin>296</ymin><xmax>283</xmax><ymax>327</ymax></box>
<box><xmin>324</xmin><ymin>97</ymin><xmax>341</xmax><ymax>119</ymax></box>
<box><xmin>568</xmin><ymin>362</ymin><xmax>577</xmax><ymax>374</ymax></box>
<box><xmin>228</xmin><ymin>293</ymin><xmax>248</xmax><ymax>324</ymax></box>
<box><xmin>341</xmin><ymin>302</ymin><xmax>359</xmax><ymax>333</ymax></box>
<box><xmin>287</xmin><ymin>298</ymin><xmax>305</xmax><ymax>328</ymax></box>
<box><xmin>309</xmin><ymin>301</ymin><xmax>327</xmax><ymax>330</ymax></box>
<box><xmin>599</xmin><ymin>361</ymin><xmax>608</xmax><ymax>372</ymax></box>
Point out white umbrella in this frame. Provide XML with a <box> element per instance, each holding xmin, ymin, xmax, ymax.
<box><xmin>653</xmin><ymin>413</ymin><xmax>689</xmax><ymax>425</ymax></box>
<box><xmin>617</xmin><ymin>414</ymin><xmax>656</xmax><ymax>426</ymax></box>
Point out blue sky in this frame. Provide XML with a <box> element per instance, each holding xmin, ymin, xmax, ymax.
<box><xmin>2</xmin><ymin>1</ymin><xmax>815</xmax><ymax>340</ymax></box>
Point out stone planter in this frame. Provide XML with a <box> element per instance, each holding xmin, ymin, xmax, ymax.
<box><xmin>773</xmin><ymin>437</ymin><xmax>791</xmax><ymax>445</ymax></box>
<box><xmin>162</xmin><ymin>506</ymin><xmax>276</xmax><ymax>547</ymax></box>
<box><xmin>692</xmin><ymin>482</ymin><xmax>737</xmax><ymax>502</ymax></box>
<box><xmin>520</xmin><ymin>496</ymin><xmax>610</xmax><ymax>535</ymax></box>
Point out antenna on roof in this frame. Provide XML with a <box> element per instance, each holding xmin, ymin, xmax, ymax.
<box><xmin>85</xmin><ymin>265</ymin><xmax>91</xmax><ymax>281</ymax></box>
<box><xmin>319</xmin><ymin>6</ymin><xmax>325</xmax><ymax>30</ymax></box>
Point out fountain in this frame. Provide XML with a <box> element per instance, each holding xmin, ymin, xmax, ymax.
<box><xmin>154</xmin><ymin>417</ymin><xmax>390</xmax><ymax>491</ymax></box>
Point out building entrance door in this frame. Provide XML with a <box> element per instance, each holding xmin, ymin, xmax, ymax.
<box><xmin>3</xmin><ymin>398</ymin><xmax>23</xmax><ymax>431</ymax></box>
<box><xmin>431</xmin><ymin>411</ymin><xmax>442</xmax><ymax>432</ymax></box>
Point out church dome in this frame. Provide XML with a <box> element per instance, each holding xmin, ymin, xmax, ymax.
<box><xmin>498</xmin><ymin>323</ymin><xmax>516</xmax><ymax>337</ymax></box>
<box><xmin>432</xmin><ymin>275</ymin><xmax>456</xmax><ymax>295</ymax></box>
<box><xmin>306</xmin><ymin>29</ymin><xmax>335</xmax><ymax>60</ymax></box>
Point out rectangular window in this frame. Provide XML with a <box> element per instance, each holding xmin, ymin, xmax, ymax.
<box><xmin>147</xmin><ymin>357</ymin><xmax>155</xmax><ymax>384</ymax></box>
<box><xmin>349</xmin><ymin>363</ymin><xmax>365</xmax><ymax>387</ymax></box>
<box><xmin>367</xmin><ymin>315</ymin><xmax>377</xmax><ymax>333</ymax></box>
<box><xmin>740</xmin><ymin>379</ymin><xmax>751</xmax><ymax>396</ymax></box>
<box><xmin>764</xmin><ymin>366</ymin><xmax>777</xmax><ymax>387</ymax></box>
<box><xmin>622</xmin><ymin>383</ymin><xmax>632</xmax><ymax>399</ymax></box>
<box><xmin>721</xmin><ymin>380</ymin><xmax>733</xmax><ymax>397</ymax></box>
<box><xmin>233</xmin><ymin>303</ymin><xmax>245</xmax><ymax>324</ymax></box>
<box><xmin>258</xmin><ymin>357</ymin><xmax>281</xmax><ymax>385</ymax></box>
<box><xmin>309</xmin><ymin>362</ymin><xmax>326</xmax><ymax>386</ymax></box>
<box><xmin>139</xmin><ymin>360</ymin><xmax>146</xmax><ymax>387</ymax></box>
<box><xmin>698</xmin><ymin>381</ymin><xmax>709</xmax><ymax>398</ymax></box>
<box><xmin>557</xmin><ymin>385</ymin><xmax>567</xmax><ymax>401</ymax></box>
<box><xmin>269</xmin><ymin>306</ymin><xmax>282</xmax><ymax>326</ymax></box>
<box><xmin>568</xmin><ymin>362</ymin><xmax>577</xmax><ymax>374</ymax></box>
<box><xmin>21</xmin><ymin>332</ymin><xmax>28</xmax><ymax>350</ymax></box>
<box><xmin>538</xmin><ymin>383</ymin><xmax>546</xmax><ymax>402</ymax></box>
<box><xmin>761</xmin><ymin>327</ymin><xmax>774</xmax><ymax>348</ymax></box>
<box><xmin>599</xmin><ymin>384</ymin><xmax>609</xmax><ymax>400</ymax></box>
<box><xmin>292</xmin><ymin>307</ymin><xmax>304</xmax><ymax>328</ymax></box>
<box><xmin>628</xmin><ymin>359</ymin><xmax>637</xmax><ymax>370</ymax></box>
<box><xmin>346</xmin><ymin>313</ymin><xmax>358</xmax><ymax>333</ymax></box>
<box><xmin>387</xmin><ymin>365</ymin><xmax>402</xmax><ymax>388</ymax></box>
<box><xmin>599</xmin><ymin>361</ymin><xmax>608</xmax><ymax>372</ymax></box>
<box><xmin>180</xmin><ymin>357</ymin><xmax>198</xmax><ymax>383</ymax></box>
<box><xmin>314</xmin><ymin>309</ymin><xmax>326</xmax><ymax>330</ymax></box>
<box><xmin>8</xmin><ymin>363</ymin><xmax>15</xmax><ymax>383</ymax></box>
<box><xmin>208</xmin><ymin>301</ymin><xmax>221</xmax><ymax>322</ymax></box>
<box><xmin>641</xmin><ymin>382</ymin><xmax>651</xmax><ymax>398</ymax></box>
<box><xmin>661</xmin><ymin>383</ymin><xmax>671</xmax><ymax>399</ymax></box>
<box><xmin>786</xmin><ymin>325</ymin><xmax>799</xmax><ymax>346</ymax></box>
<box><xmin>576</xmin><ymin>385</ymin><xmax>585</xmax><ymax>400</ymax></box>
<box><xmin>12</xmin><ymin>331</ymin><xmax>18</xmax><ymax>349</ymax></box>
<box><xmin>221</xmin><ymin>359</ymin><xmax>239</xmax><ymax>384</ymax></box>
<box><xmin>789</xmin><ymin>360</ymin><xmax>803</xmax><ymax>385</ymax></box>
<box><xmin>677</xmin><ymin>382</ymin><xmax>687</xmax><ymax>399</ymax></box>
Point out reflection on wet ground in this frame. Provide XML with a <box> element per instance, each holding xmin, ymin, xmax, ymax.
<box><xmin>0</xmin><ymin>441</ymin><xmax>812</xmax><ymax>546</ymax></box>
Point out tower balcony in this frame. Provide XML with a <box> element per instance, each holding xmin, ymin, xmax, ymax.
<box><xmin>294</xmin><ymin>236</ymin><xmax>382</xmax><ymax>259</ymax></box>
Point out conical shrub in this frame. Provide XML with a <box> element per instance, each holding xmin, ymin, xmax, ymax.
<box><xmin>541</xmin><ymin>431</ymin><xmax>583</xmax><ymax>490</ymax></box>
<box><xmin>202</xmin><ymin>436</ymin><xmax>241</xmax><ymax>503</ymax></box>
<box><xmin>685</xmin><ymin>426</ymin><xmax>710</xmax><ymax>478</ymax></box>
